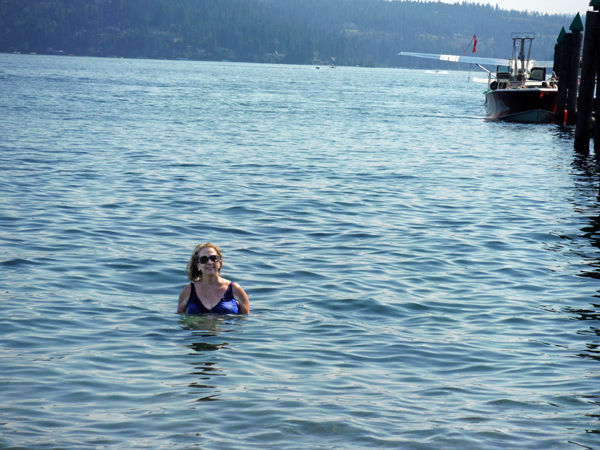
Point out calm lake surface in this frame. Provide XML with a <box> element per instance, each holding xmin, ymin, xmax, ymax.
<box><xmin>1</xmin><ymin>53</ymin><xmax>599</xmax><ymax>450</ymax></box>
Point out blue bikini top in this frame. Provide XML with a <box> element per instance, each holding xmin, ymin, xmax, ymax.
<box><xmin>185</xmin><ymin>282</ymin><xmax>239</xmax><ymax>315</ymax></box>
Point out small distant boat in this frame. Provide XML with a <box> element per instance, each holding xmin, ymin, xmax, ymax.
<box><xmin>399</xmin><ymin>33</ymin><xmax>558</xmax><ymax>124</ymax></box>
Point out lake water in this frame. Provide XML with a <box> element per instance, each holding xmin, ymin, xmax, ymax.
<box><xmin>1</xmin><ymin>53</ymin><xmax>599</xmax><ymax>450</ymax></box>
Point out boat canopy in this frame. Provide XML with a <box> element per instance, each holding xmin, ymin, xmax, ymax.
<box><xmin>398</xmin><ymin>33</ymin><xmax>553</xmax><ymax>70</ymax></box>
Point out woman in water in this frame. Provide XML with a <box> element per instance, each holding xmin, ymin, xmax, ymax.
<box><xmin>177</xmin><ymin>243</ymin><xmax>249</xmax><ymax>315</ymax></box>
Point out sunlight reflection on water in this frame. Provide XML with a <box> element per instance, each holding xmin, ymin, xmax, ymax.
<box><xmin>0</xmin><ymin>54</ymin><xmax>599</xmax><ymax>449</ymax></box>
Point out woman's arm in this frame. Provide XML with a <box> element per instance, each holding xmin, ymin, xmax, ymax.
<box><xmin>177</xmin><ymin>284</ymin><xmax>192</xmax><ymax>314</ymax></box>
<box><xmin>232</xmin><ymin>283</ymin><xmax>250</xmax><ymax>315</ymax></box>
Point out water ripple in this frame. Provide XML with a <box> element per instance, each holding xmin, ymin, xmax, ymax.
<box><xmin>1</xmin><ymin>55</ymin><xmax>599</xmax><ymax>450</ymax></box>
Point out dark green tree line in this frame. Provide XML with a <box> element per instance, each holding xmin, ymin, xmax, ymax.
<box><xmin>0</xmin><ymin>0</ymin><xmax>574</xmax><ymax>67</ymax></box>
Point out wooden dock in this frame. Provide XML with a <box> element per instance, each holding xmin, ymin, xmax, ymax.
<box><xmin>565</xmin><ymin>1</ymin><xmax>600</xmax><ymax>153</ymax></box>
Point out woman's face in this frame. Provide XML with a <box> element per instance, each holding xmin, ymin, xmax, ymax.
<box><xmin>197</xmin><ymin>246</ymin><xmax>221</xmax><ymax>274</ymax></box>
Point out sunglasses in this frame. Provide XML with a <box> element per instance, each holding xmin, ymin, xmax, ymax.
<box><xmin>196</xmin><ymin>255</ymin><xmax>220</xmax><ymax>264</ymax></box>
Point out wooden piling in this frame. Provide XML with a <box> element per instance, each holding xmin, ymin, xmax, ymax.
<box><xmin>592</xmin><ymin>0</ymin><xmax>600</xmax><ymax>154</ymax></box>
<box><xmin>596</xmin><ymin>33</ymin><xmax>600</xmax><ymax>154</ymax></box>
<box><xmin>575</xmin><ymin>11</ymin><xmax>599</xmax><ymax>151</ymax></box>
<box><xmin>567</xmin><ymin>14</ymin><xmax>584</xmax><ymax>125</ymax></box>
<box><xmin>555</xmin><ymin>32</ymin><xmax>572</xmax><ymax>125</ymax></box>
<box><xmin>553</xmin><ymin>27</ymin><xmax>565</xmax><ymax>75</ymax></box>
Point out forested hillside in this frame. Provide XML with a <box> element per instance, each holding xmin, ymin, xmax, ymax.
<box><xmin>0</xmin><ymin>0</ymin><xmax>574</xmax><ymax>67</ymax></box>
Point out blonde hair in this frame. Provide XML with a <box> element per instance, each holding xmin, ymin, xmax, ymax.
<box><xmin>186</xmin><ymin>243</ymin><xmax>223</xmax><ymax>281</ymax></box>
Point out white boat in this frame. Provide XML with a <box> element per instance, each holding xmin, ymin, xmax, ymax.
<box><xmin>399</xmin><ymin>33</ymin><xmax>558</xmax><ymax>123</ymax></box>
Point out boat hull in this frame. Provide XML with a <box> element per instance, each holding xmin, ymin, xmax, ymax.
<box><xmin>485</xmin><ymin>88</ymin><xmax>557</xmax><ymax>123</ymax></box>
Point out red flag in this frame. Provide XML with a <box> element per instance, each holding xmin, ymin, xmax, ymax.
<box><xmin>464</xmin><ymin>35</ymin><xmax>477</xmax><ymax>53</ymax></box>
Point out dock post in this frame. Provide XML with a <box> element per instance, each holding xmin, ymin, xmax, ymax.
<box><xmin>596</xmin><ymin>30</ymin><xmax>600</xmax><ymax>154</ymax></box>
<box><xmin>555</xmin><ymin>32</ymin><xmax>573</xmax><ymax>125</ymax></box>
<box><xmin>575</xmin><ymin>11</ymin><xmax>599</xmax><ymax>152</ymax></box>
<box><xmin>567</xmin><ymin>14</ymin><xmax>584</xmax><ymax>126</ymax></box>
<box><xmin>591</xmin><ymin>0</ymin><xmax>600</xmax><ymax>155</ymax></box>
<box><xmin>553</xmin><ymin>27</ymin><xmax>565</xmax><ymax>76</ymax></box>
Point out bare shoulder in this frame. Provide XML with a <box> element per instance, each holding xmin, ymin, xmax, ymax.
<box><xmin>177</xmin><ymin>283</ymin><xmax>192</xmax><ymax>313</ymax></box>
<box><xmin>231</xmin><ymin>282</ymin><xmax>249</xmax><ymax>315</ymax></box>
<box><xmin>179</xmin><ymin>283</ymin><xmax>192</xmax><ymax>299</ymax></box>
<box><xmin>231</xmin><ymin>282</ymin><xmax>247</xmax><ymax>296</ymax></box>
